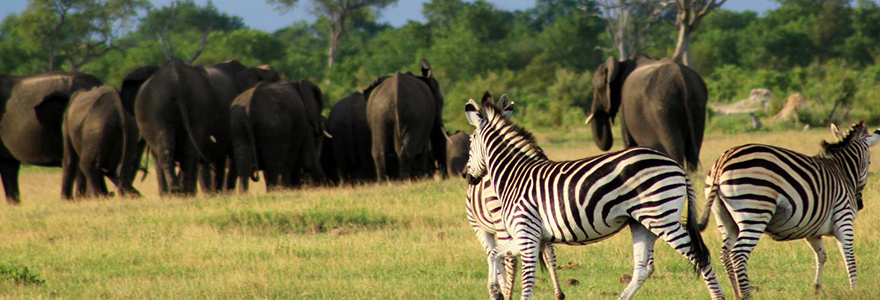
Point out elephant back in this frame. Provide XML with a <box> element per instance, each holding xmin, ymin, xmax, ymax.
<box><xmin>120</xmin><ymin>65</ymin><xmax>159</xmax><ymax>116</ymax></box>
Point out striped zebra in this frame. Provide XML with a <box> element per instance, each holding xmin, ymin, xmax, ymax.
<box><xmin>463</xmin><ymin>92</ymin><xmax>724</xmax><ymax>300</ymax></box>
<box><xmin>699</xmin><ymin>121</ymin><xmax>880</xmax><ymax>299</ymax></box>
<box><xmin>468</xmin><ymin>177</ymin><xmax>564</xmax><ymax>300</ymax></box>
<box><xmin>466</xmin><ymin>95</ymin><xmax>564</xmax><ymax>300</ymax></box>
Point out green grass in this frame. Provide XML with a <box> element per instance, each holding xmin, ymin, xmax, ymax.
<box><xmin>1</xmin><ymin>129</ymin><xmax>879</xmax><ymax>299</ymax></box>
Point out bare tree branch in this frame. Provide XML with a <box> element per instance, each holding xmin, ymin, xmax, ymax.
<box><xmin>186</xmin><ymin>22</ymin><xmax>213</xmax><ymax>64</ymax></box>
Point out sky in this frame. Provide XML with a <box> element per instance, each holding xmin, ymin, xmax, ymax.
<box><xmin>0</xmin><ymin>0</ymin><xmax>781</xmax><ymax>33</ymax></box>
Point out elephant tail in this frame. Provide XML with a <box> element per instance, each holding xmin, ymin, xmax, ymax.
<box><xmin>242</xmin><ymin>108</ymin><xmax>261</xmax><ymax>182</ymax></box>
<box><xmin>172</xmin><ymin>66</ymin><xmax>214</xmax><ymax>170</ymax></box>
<box><xmin>677</xmin><ymin>64</ymin><xmax>701</xmax><ymax>172</ymax></box>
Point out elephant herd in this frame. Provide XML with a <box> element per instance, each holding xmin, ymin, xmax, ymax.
<box><xmin>0</xmin><ymin>55</ymin><xmax>707</xmax><ymax>203</ymax></box>
<box><xmin>0</xmin><ymin>58</ymin><xmax>467</xmax><ymax>202</ymax></box>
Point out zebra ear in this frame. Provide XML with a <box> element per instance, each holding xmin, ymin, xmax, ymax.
<box><xmin>498</xmin><ymin>94</ymin><xmax>514</xmax><ymax>118</ymax></box>
<box><xmin>830</xmin><ymin>123</ymin><xmax>843</xmax><ymax>139</ymax></box>
<box><xmin>465</xmin><ymin>99</ymin><xmax>483</xmax><ymax>128</ymax></box>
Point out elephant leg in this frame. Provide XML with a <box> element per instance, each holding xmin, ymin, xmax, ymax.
<box><xmin>75</xmin><ymin>169</ymin><xmax>87</xmax><ymax>198</ymax></box>
<box><xmin>61</xmin><ymin>148</ymin><xmax>78</xmax><ymax>201</ymax></box>
<box><xmin>0</xmin><ymin>158</ymin><xmax>22</xmax><ymax>203</ymax></box>
<box><xmin>198</xmin><ymin>164</ymin><xmax>215</xmax><ymax>194</ymax></box>
<box><xmin>178</xmin><ymin>148</ymin><xmax>200</xmax><ymax>196</ymax></box>
<box><xmin>372</xmin><ymin>143</ymin><xmax>387</xmax><ymax>182</ymax></box>
<box><xmin>299</xmin><ymin>137</ymin><xmax>325</xmax><ymax>186</ymax></box>
<box><xmin>619</xmin><ymin>115</ymin><xmax>638</xmax><ymax>148</ymax></box>
<box><xmin>211</xmin><ymin>159</ymin><xmax>226</xmax><ymax>192</ymax></box>
<box><xmin>152</xmin><ymin>152</ymin><xmax>170</xmax><ymax>195</ymax></box>
<box><xmin>81</xmin><ymin>160</ymin><xmax>108</xmax><ymax>198</ymax></box>
<box><xmin>224</xmin><ymin>155</ymin><xmax>236</xmax><ymax>191</ymax></box>
<box><xmin>79</xmin><ymin>146</ymin><xmax>108</xmax><ymax>198</ymax></box>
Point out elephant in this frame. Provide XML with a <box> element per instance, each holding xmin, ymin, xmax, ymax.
<box><xmin>446</xmin><ymin>131</ymin><xmax>469</xmax><ymax>177</ymax></box>
<box><xmin>230</xmin><ymin>81</ymin><xmax>326</xmax><ymax>192</ymax></box>
<box><xmin>197</xmin><ymin>60</ymin><xmax>281</xmax><ymax>191</ymax></box>
<box><xmin>135</xmin><ymin>60</ymin><xmax>229</xmax><ymax>196</ymax></box>
<box><xmin>320</xmin><ymin>117</ymin><xmax>339</xmax><ymax>185</ymax></box>
<box><xmin>365</xmin><ymin>59</ymin><xmax>448</xmax><ymax>181</ymax></box>
<box><xmin>120</xmin><ymin>65</ymin><xmax>159</xmax><ymax>115</ymax></box>
<box><xmin>58</xmin><ymin>85</ymin><xmax>140</xmax><ymax>199</ymax></box>
<box><xmin>586</xmin><ymin>56</ymin><xmax>707</xmax><ymax>172</ymax></box>
<box><xmin>0</xmin><ymin>72</ymin><xmax>102</xmax><ymax>203</ymax></box>
<box><xmin>326</xmin><ymin>92</ymin><xmax>375</xmax><ymax>184</ymax></box>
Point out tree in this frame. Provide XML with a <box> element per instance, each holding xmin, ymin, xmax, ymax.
<box><xmin>139</xmin><ymin>0</ymin><xmax>242</xmax><ymax>63</ymax></box>
<box><xmin>670</xmin><ymin>0</ymin><xmax>726</xmax><ymax>67</ymax></box>
<box><xmin>16</xmin><ymin>0</ymin><xmax>148</xmax><ymax>71</ymax></box>
<box><xmin>590</xmin><ymin>0</ymin><xmax>668</xmax><ymax>60</ymax></box>
<box><xmin>269</xmin><ymin>0</ymin><xmax>397</xmax><ymax>74</ymax></box>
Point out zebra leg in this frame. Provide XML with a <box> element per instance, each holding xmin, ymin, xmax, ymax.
<box><xmin>645</xmin><ymin>245</ymin><xmax>655</xmax><ymax>278</ymax></box>
<box><xmin>729</xmin><ymin>220</ymin><xmax>769</xmax><ymax>300</ymax></box>
<box><xmin>517</xmin><ymin>239</ymin><xmax>541</xmax><ymax>300</ymax></box>
<box><xmin>833</xmin><ymin>225</ymin><xmax>858</xmax><ymax>290</ymax></box>
<box><xmin>618</xmin><ymin>223</ymin><xmax>657</xmax><ymax>300</ymax></box>
<box><xmin>488</xmin><ymin>242</ymin><xmax>519</xmax><ymax>300</ymax></box>
<box><xmin>503</xmin><ymin>255</ymin><xmax>517</xmax><ymax>300</ymax></box>
<box><xmin>541</xmin><ymin>244</ymin><xmax>564</xmax><ymax>300</ymax></box>
<box><xmin>475</xmin><ymin>230</ymin><xmax>501</xmax><ymax>299</ymax></box>
<box><xmin>805</xmin><ymin>236</ymin><xmax>826</xmax><ymax>292</ymax></box>
<box><xmin>641</xmin><ymin>218</ymin><xmax>725</xmax><ymax>300</ymax></box>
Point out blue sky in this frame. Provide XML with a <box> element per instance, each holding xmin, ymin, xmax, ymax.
<box><xmin>1</xmin><ymin>0</ymin><xmax>780</xmax><ymax>33</ymax></box>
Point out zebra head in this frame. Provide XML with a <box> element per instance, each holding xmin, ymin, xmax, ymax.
<box><xmin>464</xmin><ymin>92</ymin><xmax>513</xmax><ymax>184</ymax></box>
<box><xmin>824</xmin><ymin>121</ymin><xmax>880</xmax><ymax>210</ymax></box>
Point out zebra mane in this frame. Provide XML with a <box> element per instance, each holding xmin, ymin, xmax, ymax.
<box><xmin>482</xmin><ymin>101</ymin><xmax>548</xmax><ymax>160</ymax></box>
<box><xmin>820</xmin><ymin>121</ymin><xmax>867</xmax><ymax>156</ymax></box>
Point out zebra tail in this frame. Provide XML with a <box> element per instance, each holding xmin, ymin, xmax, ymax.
<box><xmin>685</xmin><ymin>176</ymin><xmax>711</xmax><ymax>274</ymax></box>
<box><xmin>697</xmin><ymin>166</ymin><xmax>721</xmax><ymax>231</ymax></box>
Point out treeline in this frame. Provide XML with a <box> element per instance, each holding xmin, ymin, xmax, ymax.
<box><xmin>1</xmin><ymin>0</ymin><xmax>879</xmax><ymax>132</ymax></box>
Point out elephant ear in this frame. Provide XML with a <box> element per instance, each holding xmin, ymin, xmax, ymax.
<box><xmin>497</xmin><ymin>94</ymin><xmax>513</xmax><ymax>118</ymax></box>
<box><xmin>465</xmin><ymin>99</ymin><xmax>483</xmax><ymax>128</ymax></box>
<box><xmin>362</xmin><ymin>76</ymin><xmax>389</xmax><ymax>101</ymax></box>
<box><xmin>603</xmin><ymin>56</ymin><xmax>621</xmax><ymax>118</ymax></box>
<box><xmin>420</xmin><ymin>58</ymin><xmax>432</xmax><ymax>78</ymax></box>
<box><xmin>35</xmin><ymin>90</ymin><xmax>70</xmax><ymax>130</ymax></box>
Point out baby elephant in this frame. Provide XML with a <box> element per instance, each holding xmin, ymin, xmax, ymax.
<box><xmin>59</xmin><ymin>85</ymin><xmax>141</xmax><ymax>199</ymax></box>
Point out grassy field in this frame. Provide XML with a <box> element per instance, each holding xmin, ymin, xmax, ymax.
<box><xmin>1</xmin><ymin>127</ymin><xmax>880</xmax><ymax>299</ymax></box>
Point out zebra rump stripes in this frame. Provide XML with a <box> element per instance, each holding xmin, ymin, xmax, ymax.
<box><xmin>464</xmin><ymin>92</ymin><xmax>724</xmax><ymax>300</ymax></box>
<box><xmin>700</xmin><ymin>121</ymin><xmax>880</xmax><ymax>300</ymax></box>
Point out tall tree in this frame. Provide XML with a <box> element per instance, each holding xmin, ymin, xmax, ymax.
<box><xmin>590</xmin><ymin>0</ymin><xmax>668</xmax><ymax>60</ymax></box>
<box><xmin>269</xmin><ymin>0</ymin><xmax>397</xmax><ymax>73</ymax></box>
<box><xmin>670</xmin><ymin>0</ymin><xmax>726</xmax><ymax>67</ymax></box>
<box><xmin>16</xmin><ymin>0</ymin><xmax>148</xmax><ymax>71</ymax></box>
<box><xmin>139</xmin><ymin>0</ymin><xmax>241</xmax><ymax>63</ymax></box>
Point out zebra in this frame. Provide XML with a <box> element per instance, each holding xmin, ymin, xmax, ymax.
<box><xmin>468</xmin><ymin>176</ymin><xmax>564</xmax><ymax>300</ymax></box>
<box><xmin>700</xmin><ymin>121</ymin><xmax>880</xmax><ymax>300</ymax></box>
<box><xmin>463</xmin><ymin>92</ymin><xmax>724</xmax><ymax>300</ymax></box>
<box><xmin>466</xmin><ymin>95</ymin><xmax>564</xmax><ymax>300</ymax></box>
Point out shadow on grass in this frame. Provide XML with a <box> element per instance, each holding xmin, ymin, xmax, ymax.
<box><xmin>202</xmin><ymin>208</ymin><xmax>397</xmax><ymax>235</ymax></box>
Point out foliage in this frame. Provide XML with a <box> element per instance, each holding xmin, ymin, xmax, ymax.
<box><xmin>1</xmin><ymin>0</ymin><xmax>880</xmax><ymax>132</ymax></box>
<box><xmin>0</xmin><ymin>264</ymin><xmax>46</xmax><ymax>286</ymax></box>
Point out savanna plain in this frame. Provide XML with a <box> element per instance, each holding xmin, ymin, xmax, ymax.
<box><xmin>1</xmin><ymin>127</ymin><xmax>879</xmax><ymax>299</ymax></box>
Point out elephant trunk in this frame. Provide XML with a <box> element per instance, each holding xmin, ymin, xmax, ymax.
<box><xmin>590</xmin><ymin>112</ymin><xmax>613</xmax><ymax>151</ymax></box>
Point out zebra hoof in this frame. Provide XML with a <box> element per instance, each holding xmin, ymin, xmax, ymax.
<box><xmin>491</xmin><ymin>292</ymin><xmax>503</xmax><ymax>300</ymax></box>
<box><xmin>813</xmin><ymin>283</ymin><xmax>821</xmax><ymax>293</ymax></box>
<box><xmin>556</xmin><ymin>292</ymin><xmax>565</xmax><ymax>300</ymax></box>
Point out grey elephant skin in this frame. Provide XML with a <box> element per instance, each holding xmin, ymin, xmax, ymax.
<box><xmin>0</xmin><ymin>72</ymin><xmax>102</xmax><ymax>203</ymax></box>
<box><xmin>588</xmin><ymin>56</ymin><xmax>707</xmax><ymax>171</ymax></box>
<box><xmin>135</xmin><ymin>61</ymin><xmax>229</xmax><ymax>196</ymax></box>
<box><xmin>197</xmin><ymin>60</ymin><xmax>280</xmax><ymax>191</ymax></box>
<box><xmin>230</xmin><ymin>81</ymin><xmax>326</xmax><ymax>192</ymax></box>
<box><xmin>446</xmin><ymin>131</ymin><xmax>470</xmax><ymax>177</ymax></box>
<box><xmin>59</xmin><ymin>86</ymin><xmax>141</xmax><ymax>199</ymax></box>
<box><xmin>365</xmin><ymin>60</ymin><xmax>447</xmax><ymax>181</ymax></box>
<box><xmin>327</xmin><ymin>92</ymin><xmax>374</xmax><ymax>184</ymax></box>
